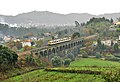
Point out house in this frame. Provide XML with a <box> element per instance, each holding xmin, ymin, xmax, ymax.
<box><xmin>3</xmin><ymin>35</ymin><xmax>11</xmax><ymax>42</ymax></box>
<box><xmin>21</xmin><ymin>40</ymin><xmax>32</xmax><ymax>47</ymax></box>
<box><xmin>114</xmin><ymin>22</ymin><xmax>120</xmax><ymax>25</ymax></box>
<box><xmin>29</xmin><ymin>37</ymin><xmax>37</xmax><ymax>40</ymax></box>
<box><xmin>13</xmin><ymin>39</ymin><xmax>20</xmax><ymax>42</ymax></box>
<box><xmin>101</xmin><ymin>40</ymin><xmax>117</xmax><ymax>46</ymax></box>
<box><xmin>44</xmin><ymin>32</ymin><xmax>51</xmax><ymax>37</ymax></box>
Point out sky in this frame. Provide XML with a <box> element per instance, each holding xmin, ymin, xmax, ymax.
<box><xmin>0</xmin><ymin>0</ymin><xmax>120</xmax><ymax>16</ymax></box>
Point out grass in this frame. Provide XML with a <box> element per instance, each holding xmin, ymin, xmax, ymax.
<box><xmin>2</xmin><ymin>70</ymin><xmax>104</xmax><ymax>82</ymax></box>
<box><xmin>2</xmin><ymin>58</ymin><xmax>120</xmax><ymax>82</ymax></box>
<box><xmin>70</xmin><ymin>58</ymin><xmax>120</xmax><ymax>67</ymax></box>
<box><xmin>0</xmin><ymin>66</ymin><xmax>39</xmax><ymax>81</ymax></box>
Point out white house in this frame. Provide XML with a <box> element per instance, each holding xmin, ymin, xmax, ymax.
<box><xmin>101</xmin><ymin>40</ymin><xmax>118</xmax><ymax>46</ymax></box>
<box><xmin>29</xmin><ymin>37</ymin><xmax>37</xmax><ymax>40</ymax></box>
<box><xmin>3</xmin><ymin>35</ymin><xmax>11</xmax><ymax>42</ymax></box>
<box><xmin>21</xmin><ymin>40</ymin><xmax>32</xmax><ymax>47</ymax></box>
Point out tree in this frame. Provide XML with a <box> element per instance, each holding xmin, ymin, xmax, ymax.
<box><xmin>64</xmin><ymin>58</ymin><xmax>71</xmax><ymax>66</ymax></box>
<box><xmin>110</xmin><ymin>18</ymin><xmax>113</xmax><ymax>23</ymax></box>
<box><xmin>35</xmin><ymin>40</ymin><xmax>43</xmax><ymax>47</ymax></box>
<box><xmin>51</xmin><ymin>56</ymin><xmax>62</xmax><ymax>67</ymax></box>
<box><xmin>67</xmin><ymin>52</ymin><xmax>75</xmax><ymax>61</ymax></box>
<box><xmin>25</xmin><ymin>55</ymin><xmax>35</xmax><ymax>65</ymax></box>
<box><xmin>72</xmin><ymin>32</ymin><xmax>80</xmax><ymax>39</ymax></box>
<box><xmin>75</xmin><ymin>21</ymin><xmax>80</xmax><ymax>27</ymax></box>
<box><xmin>117</xmin><ymin>17</ymin><xmax>120</xmax><ymax>22</ymax></box>
<box><xmin>113</xmin><ymin>43</ymin><xmax>119</xmax><ymax>52</ymax></box>
<box><xmin>0</xmin><ymin>45</ymin><xmax>18</xmax><ymax>71</ymax></box>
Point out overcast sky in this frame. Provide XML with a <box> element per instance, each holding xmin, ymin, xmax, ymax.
<box><xmin>0</xmin><ymin>0</ymin><xmax>120</xmax><ymax>16</ymax></box>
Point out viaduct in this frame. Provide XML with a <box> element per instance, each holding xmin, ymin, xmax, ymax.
<box><xmin>31</xmin><ymin>38</ymin><xmax>84</xmax><ymax>59</ymax></box>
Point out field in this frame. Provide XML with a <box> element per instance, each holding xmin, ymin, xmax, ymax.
<box><xmin>2</xmin><ymin>58</ymin><xmax>120</xmax><ymax>82</ymax></box>
<box><xmin>70</xmin><ymin>58</ymin><xmax>120</xmax><ymax>67</ymax></box>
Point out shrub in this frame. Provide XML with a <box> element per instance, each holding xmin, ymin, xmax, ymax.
<box><xmin>0</xmin><ymin>45</ymin><xmax>18</xmax><ymax>71</ymax></box>
<box><xmin>64</xmin><ymin>58</ymin><xmax>71</xmax><ymax>66</ymax></box>
<box><xmin>67</xmin><ymin>52</ymin><xmax>75</xmax><ymax>61</ymax></box>
<box><xmin>25</xmin><ymin>55</ymin><xmax>35</xmax><ymax>65</ymax></box>
<box><xmin>96</xmin><ymin>53</ymin><xmax>102</xmax><ymax>58</ymax></box>
<box><xmin>82</xmin><ymin>51</ymin><xmax>88</xmax><ymax>58</ymax></box>
<box><xmin>102</xmin><ymin>70</ymin><xmax>120</xmax><ymax>82</ymax></box>
<box><xmin>51</xmin><ymin>56</ymin><xmax>62</xmax><ymax>67</ymax></box>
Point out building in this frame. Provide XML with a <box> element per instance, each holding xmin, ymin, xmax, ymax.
<box><xmin>21</xmin><ymin>40</ymin><xmax>32</xmax><ymax>47</ymax></box>
<box><xmin>114</xmin><ymin>22</ymin><xmax>120</xmax><ymax>25</ymax></box>
<box><xmin>3</xmin><ymin>35</ymin><xmax>11</xmax><ymax>42</ymax></box>
<box><xmin>101</xmin><ymin>40</ymin><xmax>117</xmax><ymax>46</ymax></box>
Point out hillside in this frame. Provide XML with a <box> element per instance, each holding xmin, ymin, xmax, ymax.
<box><xmin>2</xmin><ymin>58</ymin><xmax>120</xmax><ymax>82</ymax></box>
<box><xmin>0</xmin><ymin>11</ymin><xmax>120</xmax><ymax>27</ymax></box>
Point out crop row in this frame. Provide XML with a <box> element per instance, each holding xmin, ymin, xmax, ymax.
<box><xmin>45</xmin><ymin>68</ymin><xmax>101</xmax><ymax>75</ymax></box>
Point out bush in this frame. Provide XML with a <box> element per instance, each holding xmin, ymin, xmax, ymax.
<box><xmin>67</xmin><ymin>52</ymin><xmax>75</xmax><ymax>61</ymax></box>
<box><xmin>0</xmin><ymin>45</ymin><xmax>18</xmax><ymax>71</ymax></box>
<box><xmin>64</xmin><ymin>58</ymin><xmax>71</xmax><ymax>66</ymax></box>
<box><xmin>102</xmin><ymin>70</ymin><xmax>120</xmax><ymax>82</ymax></box>
<box><xmin>96</xmin><ymin>53</ymin><xmax>102</xmax><ymax>58</ymax></box>
<box><xmin>51</xmin><ymin>56</ymin><xmax>62</xmax><ymax>67</ymax></box>
<box><xmin>82</xmin><ymin>51</ymin><xmax>88</xmax><ymax>58</ymax></box>
<box><xmin>25</xmin><ymin>55</ymin><xmax>35</xmax><ymax>65</ymax></box>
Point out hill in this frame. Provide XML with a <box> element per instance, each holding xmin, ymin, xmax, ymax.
<box><xmin>2</xmin><ymin>58</ymin><xmax>120</xmax><ymax>82</ymax></box>
<box><xmin>0</xmin><ymin>11</ymin><xmax>120</xmax><ymax>27</ymax></box>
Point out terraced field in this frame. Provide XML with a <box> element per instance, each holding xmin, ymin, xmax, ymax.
<box><xmin>2</xmin><ymin>58</ymin><xmax>120</xmax><ymax>82</ymax></box>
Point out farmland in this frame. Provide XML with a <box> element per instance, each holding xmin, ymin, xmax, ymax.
<box><xmin>2</xmin><ymin>58</ymin><xmax>120</xmax><ymax>82</ymax></box>
<box><xmin>70</xmin><ymin>58</ymin><xmax>120</xmax><ymax>67</ymax></box>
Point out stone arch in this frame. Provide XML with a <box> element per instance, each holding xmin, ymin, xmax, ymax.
<box><xmin>35</xmin><ymin>52</ymin><xmax>38</xmax><ymax>55</ymax></box>
<box><xmin>65</xmin><ymin>44</ymin><xmax>68</xmax><ymax>49</ymax></box>
<box><xmin>44</xmin><ymin>50</ymin><xmax>48</xmax><ymax>56</ymax></box>
<box><xmin>40</xmin><ymin>51</ymin><xmax>44</xmax><ymax>56</ymax></box>
<box><xmin>48</xmin><ymin>49</ymin><xmax>52</xmax><ymax>55</ymax></box>
<box><xmin>56</xmin><ymin>47</ymin><xmax>59</xmax><ymax>52</ymax></box>
<box><xmin>68</xmin><ymin>44</ymin><xmax>71</xmax><ymax>48</ymax></box>
<box><xmin>60</xmin><ymin>46</ymin><xmax>63</xmax><ymax>51</ymax></box>
<box><xmin>76</xmin><ymin>42</ymin><xmax>78</xmax><ymax>45</ymax></box>
<box><xmin>74</xmin><ymin>42</ymin><xmax>76</xmax><ymax>46</ymax></box>
<box><xmin>63</xmin><ymin>45</ymin><xmax>65</xmax><ymax>49</ymax></box>
<box><xmin>52</xmin><ymin>48</ymin><xmax>56</xmax><ymax>53</ymax></box>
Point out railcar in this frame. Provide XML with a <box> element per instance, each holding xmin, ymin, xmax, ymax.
<box><xmin>48</xmin><ymin>37</ymin><xmax>71</xmax><ymax>45</ymax></box>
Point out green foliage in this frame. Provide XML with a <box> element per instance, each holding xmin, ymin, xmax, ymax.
<box><xmin>64</xmin><ymin>58</ymin><xmax>71</xmax><ymax>66</ymax></box>
<box><xmin>113</xmin><ymin>43</ymin><xmax>119</xmax><ymax>52</ymax></box>
<box><xmin>25</xmin><ymin>55</ymin><xmax>35</xmax><ymax>65</ymax></box>
<box><xmin>72</xmin><ymin>32</ymin><xmax>80</xmax><ymax>39</ymax></box>
<box><xmin>45</xmin><ymin>68</ymin><xmax>101</xmax><ymax>75</ymax></box>
<box><xmin>51</xmin><ymin>56</ymin><xmax>63</xmax><ymax>67</ymax></box>
<box><xmin>35</xmin><ymin>40</ymin><xmax>43</xmax><ymax>47</ymax></box>
<box><xmin>2</xmin><ymin>69</ymin><xmax>104</xmax><ymax>82</ymax></box>
<box><xmin>117</xmin><ymin>17</ymin><xmax>120</xmax><ymax>22</ymax></box>
<box><xmin>2</xmin><ymin>58</ymin><xmax>120</xmax><ymax>82</ymax></box>
<box><xmin>67</xmin><ymin>52</ymin><xmax>75</xmax><ymax>61</ymax></box>
<box><xmin>102</xmin><ymin>70</ymin><xmax>120</xmax><ymax>82</ymax></box>
<box><xmin>75</xmin><ymin>21</ymin><xmax>80</xmax><ymax>27</ymax></box>
<box><xmin>96</xmin><ymin>38</ymin><xmax>106</xmax><ymax>52</ymax></box>
<box><xmin>116</xmin><ymin>28</ymin><xmax>120</xmax><ymax>32</ymax></box>
<box><xmin>110</xmin><ymin>18</ymin><xmax>113</xmax><ymax>23</ymax></box>
<box><xmin>86</xmin><ymin>17</ymin><xmax>111</xmax><ymax>25</ymax></box>
<box><xmin>70</xmin><ymin>58</ymin><xmax>120</xmax><ymax>67</ymax></box>
<box><xmin>95</xmin><ymin>52</ymin><xmax>102</xmax><ymax>58</ymax></box>
<box><xmin>0</xmin><ymin>45</ymin><xmax>18</xmax><ymax>71</ymax></box>
<box><xmin>81</xmin><ymin>51</ymin><xmax>88</xmax><ymax>58</ymax></box>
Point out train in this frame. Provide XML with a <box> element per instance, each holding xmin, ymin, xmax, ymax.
<box><xmin>48</xmin><ymin>37</ymin><xmax>71</xmax><ymax>45</ymax></box>
<box><xmin>48</xmin><ymin>34</ymin><xmax>98</xmax><ymax>46</ymax></box>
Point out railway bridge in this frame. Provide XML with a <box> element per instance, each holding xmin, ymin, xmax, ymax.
<box><xmin>31</xmin><ymin>38</ymin><xmax>84</xmax><ymax>59</ymax></box>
